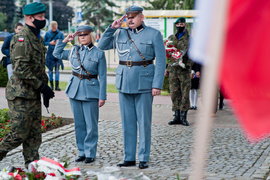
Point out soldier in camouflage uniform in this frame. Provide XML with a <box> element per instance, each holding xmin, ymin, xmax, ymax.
<box><xmin>0</xmin><ymin>2</ymin><xmax>55</xmax><ymax>167</ymax></box>
<box><xmin>166</xmin><ymin>17</ymin><xmax>193</xmax><ymax>126</ymax></box>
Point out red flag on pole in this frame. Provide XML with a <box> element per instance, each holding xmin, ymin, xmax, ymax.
<box><xmin>190</xmin><ymin>0</ymin><xmax>270</xmax><ymax>142</ymax></box>
<box><xmin>220</xmin><ymin>1</ymin><xmax>270</xmax><ymax>142</ymax></box>
<box><xmin>189</xmin><ymin>0</ymin><xmax>270</xmax><ymax>178</ymax></box>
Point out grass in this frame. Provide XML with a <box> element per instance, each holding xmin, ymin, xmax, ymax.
<box><xmin>107</xmin><ymin>68</ymin><xmax>117</xmax><ymax>72</ymax></box>
<box><xmin>59</xmin><ymin>81</ymin><xmax>68</xmax><ymax>91</ymax></box>
<box><xmin>58</xmin><ymin>81</ymin><xmax>169</xmax><ymax>95</ymax></box>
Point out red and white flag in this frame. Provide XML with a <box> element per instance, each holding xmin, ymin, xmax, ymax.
<box><xmin>189</xmin><ymin>0</ymin><xmax>270</xmax><ymax>142</ymax></box>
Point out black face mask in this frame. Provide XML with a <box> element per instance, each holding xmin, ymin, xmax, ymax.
<box><xmin>176</xmin><ymin>26</ymin><xmax>185</xmax><ymax>33</ymax></box>
<box><xmin>32</xmin><ymin>18</ymin><xmax>46</xmax><ymax>29</ymax></box>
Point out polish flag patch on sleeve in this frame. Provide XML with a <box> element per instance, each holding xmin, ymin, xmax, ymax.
<box><xmin>18</xmin><ymin>37</ymin><xmax>24</xmax><ymax>42</ymax></box>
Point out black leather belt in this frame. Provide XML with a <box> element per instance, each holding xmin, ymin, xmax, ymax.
<box><xmin>119</xmin><ymin>60</ymin><xmax>153</xmax><ymax>67</ymax></box>
<box><xmin>72</xmin><ymin>71</ymin><xmax>97</xmax><ymax>80</ymax></box>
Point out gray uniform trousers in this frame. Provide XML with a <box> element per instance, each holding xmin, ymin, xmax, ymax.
<box><xmin>69</xmin><ymin>98</ymin><xmax>99</xmax><ymax>158</ymax></box>
<box><xmin>119</xmin><ymin>92</ymin><xmax>153</xmax><ymax>162</ymax></box>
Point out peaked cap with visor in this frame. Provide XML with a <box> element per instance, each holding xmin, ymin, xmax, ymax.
<box><xmin>125</xmin><ymin>5</ymin><xmax>143</xmax><ymax>18</ymax></box>
<box><xmin>76</xmin><ymin>25</ymin><xmax>94</xmax><ymax>36</ymax></box>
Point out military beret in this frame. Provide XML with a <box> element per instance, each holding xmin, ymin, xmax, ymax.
<box><xmin>175</xmin><ymin>17</ymin><xmax>186</xmax><ymax>24</ymax></box>
<box><xmin>23</xmin><ymin>2</ymin><xmax>46</xmax><ymax>15</ymax></box>
<box><xmin>77</xmin><ymin>25</ymin><xmax>93</xmax><ymax>34</ymax></box>
<box><xmin>125</xmin><ymin>5</ymin><xmax>143</xmax><ymax>18</ymax></box>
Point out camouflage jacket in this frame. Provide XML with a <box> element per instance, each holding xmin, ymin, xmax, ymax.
<box><xmin>167</xmin><ymin>32</ymin><xmax>193</xmax><ymax>73</ymax></box>
<box><xmin>6</xmin><ymin>25</ymin><xmax>48</xmax><ymax>100</ymax></box>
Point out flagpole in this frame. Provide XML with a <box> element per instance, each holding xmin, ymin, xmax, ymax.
<box><xmin>189</xmin><ymin>0</ymin><xmax>229</xmax><ymax>179</ymax></box>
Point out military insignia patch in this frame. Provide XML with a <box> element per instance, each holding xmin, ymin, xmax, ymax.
<box><xmin>18</xmin><ymin>37</ymin><xmax>24</xmax><ymax>42</ymax></box>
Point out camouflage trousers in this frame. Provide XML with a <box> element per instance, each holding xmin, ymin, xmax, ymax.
<box><xmin>168</xmin><ymin>71</ymin><xmax>191</xmax><ymax>111</ymax></box>
<box><xmin>0</xmin><ymin>98</ymin><xmax>42</xmax><ymax>167</ymax></box>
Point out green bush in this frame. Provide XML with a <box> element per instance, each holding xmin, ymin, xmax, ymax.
<box><xmin>0</xmin><ymin>65</ymin><xmax>8</xmax><ymax>87</ymax></box>
<box><xmin>0</xmin><ymin>108</ymin><xmax>10</xmax><ymax>141</ymax></box>
<box><xmin>162</xmin><ymin>76</ymin><xmax>170</xmax><ymax>94</ymax></box>
<box><xmin>0</xmin><ymin>108</ymin><xmax>65</xmax><ymax>140</ymax></box>
<box><xmin>0</xmin><ymin>108</ymin><xmax>9</xmax><ymax>124</ymax></box>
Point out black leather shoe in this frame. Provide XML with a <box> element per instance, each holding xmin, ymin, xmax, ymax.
<box><xmin>85</xmin><ymin>157</ymin><xmax>95</xmax><ymax>163</ymax></box>
<box><xmin>139</xmin><ymin>162</ymin><xmax>149</xmax><ymax>169</ymax></box>
<box><xmin>75</xmin><ymin>156</ymin><xmax>85</xmax><ymax>162</ymax></box>
<box><xmin>117</xmin><ymin>161</ymin><xmax>136</xmax><ymax>167</ymax></box>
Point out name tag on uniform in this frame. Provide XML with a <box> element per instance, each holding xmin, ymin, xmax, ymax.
<box><xmin>18</xmin><ymin>37</ymin><xmax>24</xmax><ymax>42</ymax></box>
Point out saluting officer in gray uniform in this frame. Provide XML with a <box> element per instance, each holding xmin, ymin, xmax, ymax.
<box><xmin>98</xmin><ymin>5</ymin><xmax>166</xmax><ymax>169</ymax></box>
<box><xmin>53</xmin><ymin>25</ymin><xmax>107</xmax><ymax>164</ymax></box>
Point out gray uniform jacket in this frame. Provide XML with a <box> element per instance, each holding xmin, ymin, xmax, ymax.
<box><xmin>53</xmin><ymin>40</ymin><xmax>107</xmax><ymax>101</ymax></box>
<box><xmin>98</xmin><ymin>23</ymin><xmax>166</xmax><ymax>94</ymax></box>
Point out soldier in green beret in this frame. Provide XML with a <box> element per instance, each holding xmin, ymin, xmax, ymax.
<box><xmin>166</xmin><ymin>17</ymin><xmax>194</xmax><ymax>126</ymax></box>
<box><xmin>0</xmin><ymin>2</ymin><xmax>55</xmax><ymax>168</ymax></box>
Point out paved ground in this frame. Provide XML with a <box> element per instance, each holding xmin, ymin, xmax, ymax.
<box><xmin>1</xmin><ymin>87</ymin><xmax>270</xmax><ymax>180</ymax></box>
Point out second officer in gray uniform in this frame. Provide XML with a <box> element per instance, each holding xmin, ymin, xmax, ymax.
<box><xmin>98</xmin><ymin>5</ymin><xmax>166</xmax><ymax>169</ymax></box>
<box><xmin>53</xmin><ymin>25</ymin><xmax>107</xmax><ymax>163</ymax></box>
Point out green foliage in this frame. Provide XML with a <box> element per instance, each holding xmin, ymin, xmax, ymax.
<box><xmin>0</xmin><ymin>0</ymin><xmax>16</xmax><ymax>32</ymax></box>
<box><xmin>41</xmin><ymin>113</ymin><xmax>65</xmax><ymax>132</ymax></box>
<box><xmin>144</xmin><ymin>0</ymin><xmax>194</xmax><ymax>10</ymax></box>
<box><xmin>0</xmin><ymin>109</ymin><xmax>65</xmax><ymax>140</ymax></box>
<box><xmin>183</xmin><ymin>0</ymin><xmax>195</xmax><ymax>10</ymax></box>
<box><xmin>0</xmin><ymin>12</ymin><xmax>7</xmax><ymax>31</ymax></box>
<box><xmin>162</xmin><ymin>75</ymin><xmax>170</xmax><ymax>94</ymax></box>
<box><xmin>0</xmin><ymin>64</ymin><xmax>8</xmax><ymax>87</ymax></box>
<box><xmin>0</xmin><ymin>108</ymin><xmax>10</xmax><ymax>141</ymax></box>
<box><xmin>17</xmin><ymin>0</ymin><xmax>73</xmax><ymax>31</ymax></box>
<box><xmin>79</xmin><ymin>0</ymin><xmax>120</xmax><ymax>31</ymax></box>
<box><xmin>143</xmin><ymin>0</ymin><xmax>168</xmax><ymax>10</ymax></box>
<box><xmin>61</xmin><ymin>154</ymin><xmax>71</xmax><ymax>168</ymax></box>
<box><xmin>0</xmin><ymin>108</ymin><xmax>9</xmax><ymax>124</ymax></box>
<box><xmin>41</xmin><ymin>0</ymin><xmax>74</xmax><ymax>31</ymax></box>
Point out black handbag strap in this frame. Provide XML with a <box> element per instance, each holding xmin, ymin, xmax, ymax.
<box><xmin>76</xmin><ymin>47</ymin><xmax>92</xmax><ymax>75</ymax></box>
<box><xmin>126</xmin><ymin>29</ymin><xmax>147</xmax><ymax>67</ymax></box>
<box><xmin>50</xmin><ymin>31</ymin><xmax>59</xmax><ymax>41</ymax></box>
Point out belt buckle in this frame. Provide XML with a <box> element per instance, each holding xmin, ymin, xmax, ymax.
<box><xmin>78</xmin><ymin>73</ymin><xmax>83</xmax><ymax>80</ymax></box>
<box><xmin>126</xmin><ymin>60</ymin><xmax>132</xmax><ymax>67</ymax></box>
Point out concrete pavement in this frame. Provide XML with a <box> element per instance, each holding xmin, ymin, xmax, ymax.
<box><xmin>0</xmin><ymin>87</ymin><xmax>270</xmax><ymax>179</ymax></box>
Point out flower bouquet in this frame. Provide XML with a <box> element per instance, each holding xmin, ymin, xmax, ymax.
<box><xmin>164</xmin><ymin>39</ymin><xmax>186</xmax><ymax>68</ymax></box>
<box><xmin>0</xmin><ymin>157</ymin><xmax>81</xmax><ymax>180</ymax></box>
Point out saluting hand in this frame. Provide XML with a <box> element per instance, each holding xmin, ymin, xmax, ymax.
<box><xmin>111</xmin><ymin>14</ymin><xmax>127</xmax><ymax>29</ymax></box>
<box><xmin>63</xmin><ymin>33</ymin><xmax>76</xmax><ymax>43</ymax></box>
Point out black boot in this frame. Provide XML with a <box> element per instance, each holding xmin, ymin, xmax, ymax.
<box><xmin>180</xmin><ymin>111</ymin><xmax>189</xmax><ymax>126</ymax></box>
<box><xmin>168</xmin><ymin>110</ymin><xmax>181</xmax><ymax>125</ymax></box>
<box><xmin>0</xmin><ymin>150</ymin><xmax>8</xmax><ymax>161</ymax></box>
<box><xmin>55</xmin><ymin>81</ymin><xmax>61</xmax><ymax>91</ymax></box>
<box><xmin>50</xmin><ymin>81</ymin><xmax>54</xmax><ymax>90</ymax></box>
